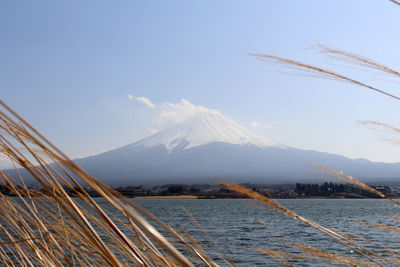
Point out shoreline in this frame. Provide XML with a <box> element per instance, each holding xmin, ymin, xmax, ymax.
<box><xmin>132</xmin><ymin>195</ymin><xmax>400</xmax><ymax>199</ymax></box>
<box><xmin>134</xmin><ymin>195</ymin><xmax>199</xmax><ymax>199</ymax></box>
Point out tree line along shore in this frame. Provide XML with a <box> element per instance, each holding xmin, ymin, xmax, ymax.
<box><xmin>5</xmin><ymin>182</ymin><xmax>399</xmax><ymax>199</ymax></box>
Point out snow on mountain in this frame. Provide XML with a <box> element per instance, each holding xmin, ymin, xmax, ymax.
<box><xmin>63</xmin><ymin>99</ymin><xmax>400</xmax><ymax>185</ymax></box>
<box><xmin>131</xmin><ymin>106</ymin><xmax>284</xmax><ymax>152</ymax></box>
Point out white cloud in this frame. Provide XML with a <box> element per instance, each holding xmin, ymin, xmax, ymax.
<box><xmin>127</xmin><ymin>94</ymin><xmax>156</xmax><ymax>108</ymax></box>
<box><xmin>156</xmin><ymin>99</ymin><xmax>219</xmax><ymax>127</ymax></box>
<box><xmin>136</xmin><ymin>97</ymin><xmax>155</xmax><ymax>108</ymax></box>
<box><xmin>251</xmin><ymin>121</ymin><xmax>270</xmax><ymax>129</ymax></box>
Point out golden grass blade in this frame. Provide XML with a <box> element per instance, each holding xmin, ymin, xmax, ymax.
<box><xmin>219</xmin><ymin>181</ymin><xmax>396</xmax><ymax>266</ymax></box>
<box><xmin>390</xmin><ymin>0</ymin><xmax>400</xmax><ymax>6</ymax></box>
<box><xmin>253</xmin><ymin>247</ymin><xmax>293</xmax><ymax>266</ymax></box>
<box><xmin>311</xmin><ymin>164</ymin><xmax>400</xmax><ymax>206</ymax></box>
<box><xmin>256</xmin><ymin>246</ymin><xmax>360</xmax><ymax>266</ymax></box>
<box><xmin>358</xmin><ymin>120</ymin><xmax>400</xmax><ymax>145</ymax></box>
<box><xmin>359</xmin><ymin>221</ymin><xmax>400</xmax><ymax>233</ymax></box>
<box><xmin>257</xmin><ymin>219</ymin><xmax>286</xmax><ymax>249</ymax></box>
<box><xmin>317</xmin><ymin>44</ymin><xmax>400</xmax><ymax>78</ymax></box>
<box><xmin>0</xmin><ymin>99</ymin><xmax>218</xmax><ymax>266</ymax></box>
<box><xmin>249</xmin><ymin>53</ymin><xmax>400</xmax><ymax>101</ymax></box>
<box><xmin>182</xmin><ymin>207</ymin><xmax>236</xmax><ymax>267</ymax></box>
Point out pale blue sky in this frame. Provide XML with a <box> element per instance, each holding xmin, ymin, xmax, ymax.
<box><xmin>2</xmin><ymin>0</ymin><xmax>400</xmax><ymax>162</ymax></box>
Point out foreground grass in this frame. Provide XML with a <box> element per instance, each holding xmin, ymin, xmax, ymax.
<box><xmin>1</xmin><ymin>96</ymin><xmax>400</xmax><ymax>266</ymax></box>
<box><xmin>1</xmin><ymin>2</ymin><xmax>400</xmax><ymax>264</ymax></box>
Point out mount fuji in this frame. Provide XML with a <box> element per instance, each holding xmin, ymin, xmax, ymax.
<box><xmin>75</xmin><ymin>105</ymin><xmax>400</xmax><ymax>185</ymax></box>
<box><xmin>124</xmin><ymin>109</ymin><xmax>285</xmax><ymax>153</ymax></box>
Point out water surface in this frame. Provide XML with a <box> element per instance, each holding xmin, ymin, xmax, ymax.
<box><xmin>132</xmin><ymin>199</ymin><xmax>399</xmax><ymax>266</ymax></box>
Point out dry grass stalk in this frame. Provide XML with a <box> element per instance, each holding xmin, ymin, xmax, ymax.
<box><xmin>249</xmin><ymin>52</ymin><xmax>400</xmax><ymax>102</ymax></box>
<box><xmin>1</xmin><ymin>27</ymin><xmax>400</xmax><ymax>266</ymax></box>
<box><xmin>246</xmin><ymin>6</ymin><xmax>400</xmax><ymax>265</ymax></box>
<box><xmin>316</xmin><ymin>44</ymin><xmax>400</xmax><ymax>78</ymax></box>
<box><xmin>253</xmin><ymin>247</ymin><xmax>292</xmax><ymax>266</ymax></box>
<box><xmin>333</xmin><ymin>230</ymin><xmax>400</xmax><ymax>263</ymax></box>
<box><xmin>311</xmin><ymin>164</ymin><xmax>400</xmax><ymax>206</ymax></box>
<box><xmin>390</xmin><ymin>0</ymin><xmax>400</xmax><ymax>6</ymax></box>
<box><xmin>359</xmin><ymin>221</ymin><xmax>400</xmax><ymax>233</ymax></box>
<box><xmin>358</xmin><ymin>120</ymin><xmax>400</xmax><ymax>145</ymax></box>
<box><xmin>0</xmin><ymin>99</ymin><xmax>219</xmax><ymax>266</ymax></box>
<box><xmin>220</xmin><ymin>181</ymin><xmax>398</xmax><ymax>266</ymax></box>
<box><xmin>293</xmin><ymin>243</ymin><xmax>372</xmax><ymax>266</ymax></box>
<box><xmin>181</xmin><ymin>207</ymin><xmax>236</xmax><ymax>267</ymax></box>
<box><xmin>256</xmin><ymin>219</ymin><xmax>285</xmax><ymax>249</ymax></box>
<box><xmin>255</xmin><ymin>247</ymin><xmax>359</xmax><ymax>267</ymax></box>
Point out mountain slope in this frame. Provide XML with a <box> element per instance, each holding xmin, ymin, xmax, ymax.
<box><xmin>74</xmin><ymin>109</ymin><xmax>400</xmax><ymax>185</ymax></box>
<box><xmin>77</xmin><ymin>142</ymin><xmax>400</xmax><ymax>185</ymax></box>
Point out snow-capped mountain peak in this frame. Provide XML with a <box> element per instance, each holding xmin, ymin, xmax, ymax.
<box><xmin>73</xmin><ymin>100</ymin><xmax>400</xmax><ymax>185</ymax></box>
<box><xmin>133</xmin><ymin>109</ymin><xmax>284</xmax><ymax>152</ymax></box>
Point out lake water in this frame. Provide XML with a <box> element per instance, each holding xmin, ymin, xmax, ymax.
<box><xmin>132</xmin><ymin>198</ymin><xmax>400</xmax><ymax>266</ymax></box>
